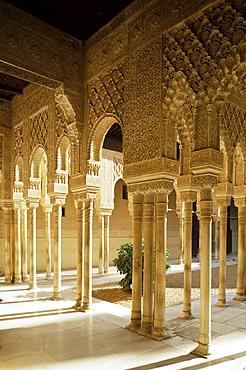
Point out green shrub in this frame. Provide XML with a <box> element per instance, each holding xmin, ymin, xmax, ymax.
<box><xmin>113</xmin><ymin>240</ymin><xmax>171</xmax><ymax>291</ymax></box>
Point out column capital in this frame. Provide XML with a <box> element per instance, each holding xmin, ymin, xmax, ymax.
<box><xmin>216</xmin><ymin>196</ymin><xmax>231</xmax><ymax>207</ymax></box>
<box><xmin>214</xmin><ymin>181</ymin><xmax>233</xmax><ymax>200</ymax></box>
<box><xmin>127</xmin><ymin>179</ymin><xmax>173</xmax><ymax>196</ymax></box>
<box><xmin>26</xmin><ymin>200</ymin><xmax>39</xmax><ymax>209</ymax></box>
<box><xmin>179</xmin><ymin>190</ymin><xmax>197</xmax><ymax>203</ymax></box>
<box><xmin>50</xmin><ymin>196</ymin><xmax>66</xmax><ymax>206</ymax></box>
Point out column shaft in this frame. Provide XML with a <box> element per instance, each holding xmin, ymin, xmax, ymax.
<box><xmin>216</xmin><ymin>205</ymin><xmax>227</xmax><ymax>306</ymax></box>
<box><xmin>4</xmin><ymin>209</ymin><xmax>12</xmax><ymax>284</ymax></box>
<box><xmin>82</xmin><ymin>200</ymin><xmax>94</xmax><ymax>310</ymax></box>
<box><xmin>127</xmin><ymin>194</ymin><xmax>143</xmax><ymax>330</ymax></box>
<box><xmin>52</xmin><ymin>205</ymin><xmax>62</xmax><ymax>299</ymax></box>
<box><xmin>180</xmin><ymin>200</ymin><xmax>193</xmax><ymax>319</ymax></box>
<box><xmin>28</xmin><ymin>207</ymin><xmax>38</xmax><ymax>289</ymax></box>
<box><xmin>192</xmin><ymin>190</ymin><xmax>212</xmax><ymax>356</ymax></box>
<box><xmin>75</xmin><ymin>206</ymin><xmax>84</xmax><ymax>308</ymax></box>
<box><xmin>45</xmin><ymin>211</ymin><xmax>52</xmax><ymax>280</ymax></box>
<box><xmin>234</xmin><ymin>206</ymin><xmax>246</xmax><ymax>301</ymax></box>
<box><xmin>104</xmin><ymin>215</ymin><xmax>110</xmax><ymax>274</ymax></box>
<box><xmin>140</xmin><ymin>194</ymin><xmax>154</xmax><ymax>334</ymax></box>
<box><xmin>98</xmin><ymin>215</ymin><xmax>104</xmax><ymax>274</ymax></box>
<box><xmin>14</xmin><ymin>207</ymin><xmax>22</xmax><ymax>283</ymax></box>
<box><xmin>21</xmin><ymin>207</ymin><xmax>28</xmax><ymax>282</ymax></box>
<box><xmin>152</xmin><ymin>192</ymin><xmax>168</xmax><ymax>340</ymax></box>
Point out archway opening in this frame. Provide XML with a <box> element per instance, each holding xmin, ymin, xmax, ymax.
<box><xmin>103</xmin><ymin>122</ymin><xmax>122</xmax><ymax>152</ymax></box>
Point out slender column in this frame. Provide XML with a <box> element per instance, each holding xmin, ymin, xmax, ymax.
<box><xmin>11</xmin><ymin>209</ymin><xmax>15</xmax><ymax>281</ymax></box>
<box><xmin>140</xmin><ymin>193</ymin><xmax>154</xmax><ymax>334</ymax></box>
<box><xmin>21</xmin><ymin>206</ymin><xmax>29</xmax><ymax>282</ymax></box>
<box><xmin>104</xmin><ymin>215</ymin><xmax>110</xmax><ymax>274</ymax></box>
<box><xmin>213</xmin><ymin>215</ymin><xmax>219</xmax><ymax>261</ymax></box>
<box><xmin>82</xmin><ymin>199</ymin><xmax>94</xmax><ymax>310</ymax></box>
<box><xmin>215</xmin><ymin>203</ymin><xmax>228</xmax><ymax>307</ymax></box>
<box><xmin>192</xmin><ymin>188</ymin><xmax>212</xmax><ymax>357</ymax></box>
<box><xmin>3</xmin><ymin>208</ymin><xmax>12</xmax><ymax>284</ymax></box>
<box><xmin>28</xmin><ymin>204</ymin><xmax>38</xmax><ymax>290</ymax></box>
<box><xmin>127</xmin><ymin>193</ymin><xmax>143</xmax><ymax>331</ymax></box>
<box><xmin>178</xmin><ymin>213</ymin><xmax>184</xmax><ymax>264</ymax></box>
<box><xmin>14</xmin><ymin>205</ymin><xmax>22</xmax><ymax>283</ymax></box>
<box><xmin>52</xmin><ymin>204</ymin><xmax>63</xmax><ymax>299</ymax></box>
<box><xmin>180</xmin><ymin>199</ymin><xmax>194</xmax><ymax>319</ymax></box>
<box><xmin>44</xmin><ymin>207</ymin><xmax>52</xmax><ymax>280</ymax></box>
<box><xmin>152</xmin><ymin>192</ymin><xmax>168</xmax><ymax>340</ymax></box>
<box><xmin>98</xmin><ymin>214</ymin><xmax>104</xmax><ymax>274</ymax></box>
<box><xmin>233</xmin><ymin>204</ymin><xmax>246</xmax><ymax>301</ymax></box>
<box><xmin>74</xmin><ymin>202</ymin><xmax>84</xmax><ymax>308</ymax></box>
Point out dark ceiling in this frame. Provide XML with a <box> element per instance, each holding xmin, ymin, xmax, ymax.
<box><xmin>3</xmin><ymin>0</ymin><xmax>134</xmax><ymax>40</ymax></box>
<box><xmin>1</xmin><ymin>0</ymin><xmax>134</xmax><ymax>102</ymax></box>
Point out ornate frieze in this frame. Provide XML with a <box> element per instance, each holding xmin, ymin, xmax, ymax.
<box><xmin>221</xmin><ymin>101</ymin><xmax>246</xmax><ymax>150</ymax></box>
<box><xmin>191</xmin><ymin>148</ymin><xmax>223</xmax><ymax>174</ymax></box>
<box><xmin>124</xmin><ymin>157</ymin><xmax>179</xmax><ymax>179</ymax></box>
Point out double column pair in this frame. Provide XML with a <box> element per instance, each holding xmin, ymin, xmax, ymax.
<box><xmin>128</xmin><ymin>192</ymin><xmax>169</xmax><ymax>339</ymax></box>
<box><xmin>75</xmin><ymin>199</ymin><xmax>94</xmax><ymax>310</ymax></box>
<box><xmin>3</xmin><ymin>203</ymin><xmax>29</xmax><ymax>284</ymax></box>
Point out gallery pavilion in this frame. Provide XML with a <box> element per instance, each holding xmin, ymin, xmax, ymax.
<box><xmin>0</xmin><ymin>0</ymin><xmax>246</xmax><ymax>359</ymax></box>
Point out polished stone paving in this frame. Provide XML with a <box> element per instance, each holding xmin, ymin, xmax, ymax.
<box><xmin>0</xmin><ymin>261</ymin><xmax>246</xmax><ymax>370</ymax></box>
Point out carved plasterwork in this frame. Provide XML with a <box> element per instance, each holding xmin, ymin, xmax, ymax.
<box><xmin>29</xmin><ymin>108</ymin><xmax>49</xmax><ymax>153</ymax></box>
<box><xmin>124</xmin><ymin>157</ymin><xmax>179</xmax><ymax>180</ymax></box>
<box><xmin>88</xmin><ymin>65</ymin><xmax>124</xmax><ymax>128</ymax></box>
<box><xmin>14</xmin><ymin>124</ymin><xmax>24</xmax><ymax>157</ymax></box>
<box><xmin>191</xmin><ymin>148</ymin><xmax>223</xmax><ymax>174</ymax></box>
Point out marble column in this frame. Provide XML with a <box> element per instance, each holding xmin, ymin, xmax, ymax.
<box><xmin>233</xmin><ymin>204</ymin><xmax>246</xmax><ymax>301</ymax></box>
<box><xmin>75</xmin><ymin>202</ymin><xmax>84</xmax><ymax>309</ymax></box>
<box><xmin>178</xmin><ymin>213</ymin><xmax>184</xmax><ymax>265</ymax></box>
<box><xmin>192</xmin><ymin>188</ymin><xmax>213</xmax><ymax>357</ymax></box>
<box><xmin>152</xmin><ymin>192</ymin><xmax>168</xmax><ymax>340</ymax></box>
<box><xmin>82</xmin><ymin>199</ymin><xmax>94</xmax><ymax>310</ymax></box>
<box><xmin>104</xmin><ymin>214</ymin><xmax>110</xmax><ymax>274</ymax></box>
<box><xmin>212</xmin><ymin>215</ymin><xmax>219</xmax><ymax>261</ymax></box>
<box><xmin>52</xmin><ymin>204</ymin><xmax>63</xmax><ymax>299</ymax></box>
<box><xmin>28</xmin><ymin>204</ymin><xmax>39</xmax><ymax>290</ymax></box>
<box><xmin>21</xmin><ymin>206</ymin><xmax>29</xmax><ymax>282</ymax></box>
<box><xmin>180</xmin><ymin>198</ymin><xmax>194</xmax><ymax>319</ymax></box>
<box><xmin>98</xmin><ymin>214</ymin><xmax>104</xmax><ymax>274</ymax></box>
<box><xmin>140</xmin><ymin>193</ymin><xmax>154</xmax><ymax>335</ymax></box>
<box><xmin>14</xmin><ymin>205</ymin><xmax>22</xmax><ymax>283</ymax></box>
<box><xmin>3</xmin><ymin>207</ymin><xmax>12</xmax><ymax>284</ymax></box>
<box><xmin>44</xmin><ymin>206</ymin><xmax>52</xmax><ymax>280</ymax></box>
<box><xmin>215</xmin><ymin>201</ymin><xmax>229</xmax><ymax>307</ymax></box>
<box><xmin>127</xmin><ymin>193</ymin><xmax>143</xmax><ymax>331</ymax></box>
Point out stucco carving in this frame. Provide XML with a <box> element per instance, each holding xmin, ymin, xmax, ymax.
<box><xmin>88</xmin><ymin>65</ymin><xmax>124</xmax><ymax>128</ymax></box>
<box><xmin>127</xmin><ymin>179</ymin><xmax>174</xmax><ymax>195</ymax></box>
<box><xmin>29</xmin><ymin>108</ymin><xmax>49</xmax><ymax>153</ymax></box>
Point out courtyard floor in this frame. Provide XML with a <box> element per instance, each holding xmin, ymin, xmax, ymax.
<box><xmin>0</xmin><ymin>258</ymin><xmax>246</xmax><ymax>370</ymax></box>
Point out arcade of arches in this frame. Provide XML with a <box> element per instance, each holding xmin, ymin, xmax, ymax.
<box><xmin>0</xmin><ymin>0</ymin><xmax>246</xmax><ymax>357</ymax></box>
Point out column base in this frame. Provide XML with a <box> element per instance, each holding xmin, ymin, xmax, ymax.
<box><xmin>28</xmin><ymin>284</ymin><xmax>39</xmax><ymax>290</ymax></box>
<box><xmin>73</xmin><ymin>299</ymin><xmax>82</xmax><ymax>309</ymax></box>
<box><xmin>151</xmin><ymin>327</ymin><xmax>173</xmax><ymax>341</ymax></box>
<box><xmin>180</xmin><ymin>311</ymin><xmax>195</xmax><ymax>320</ymax></box>
<box><xmin>22</xmin><ymin>275</ymin><xmax>29</xmax><ymax>283</ymax></box>
<box><xmin>46</xmin><ymin>274</ymin><xmax>52</xmax><ymax>281</ymax></box>
<box><xmin>191</xmin><ymin>342</ymin><xmax>212</xmax><ymax>358</ymax></box>
<box><xmin>215</xmin><ymin>299</ymin><xmax>227</xmax><ymax>307</ymax></box>
<box><xmin>51</xmin><ymin>292</ymin><xmax>62</xmax><ymax>300</ymax></box>
<box><xmin>233</xmin><ymin>293</ymin><xmax>246</xmax><ymax>301</ymax></box>
<box><xmin>126</xmin><ymin>318</ymin><xmax>141</xmax><ymax>332</ymax></box>
<box><xmin>138</xmin><ymin>321</ymin><xmax>153</xmax><ymax>335</ymax></box>
<box><xmin>4</xmin><ymin>278</ymin><xmax>12</xmax><ymax>285</ymax></box>
<box><xmin>14</xmin><ymin>276</ymin><xmax>23</xmax><ymax>284</ymax></box>
<box><xmin>82</xmin><ymin>302</ymin><xmax>91</xmax><ymax>311</ymax></box>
